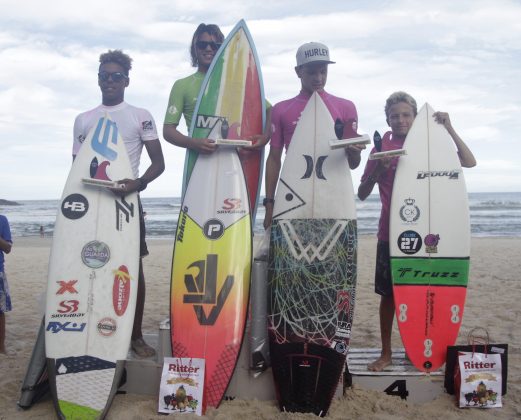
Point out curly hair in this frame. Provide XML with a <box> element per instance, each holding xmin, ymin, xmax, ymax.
<box><xmin>385</xmin><ymin>91</ymin><xmax>418</xmax><ymax>119</ymax></box>
<box><xmin>99</xmin><ymin>50</ymin><xmax>133</xmax><ymax>75</ymax></box>
<box><xmin>190</xmin><ymin>23</ymin><xmax>224</xmax><ymax>67</ymax></box>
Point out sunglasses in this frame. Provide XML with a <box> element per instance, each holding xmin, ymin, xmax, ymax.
<box><xmin>98</xmin><ymin>71</ymin><xmax>128</xmax><ymax>82</ymax></box>
<box><xmin>196</xmin><ymin>41</ymin><xmax>222</xmax><ymax>51</ymax></box>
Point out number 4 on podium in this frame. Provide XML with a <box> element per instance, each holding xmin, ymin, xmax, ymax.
<box><xmin>384</xmin><ymin>380</ymin><xmax>409</xmax><ymax>400</ymax></box>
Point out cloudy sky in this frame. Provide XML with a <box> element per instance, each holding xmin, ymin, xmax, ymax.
<box><xmin>1</xmin><ymin>0</ymin><xmax>520</xmax><ymax>200</ymax></box>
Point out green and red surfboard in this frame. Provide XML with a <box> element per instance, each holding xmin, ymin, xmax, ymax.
<box><xmin>183</xmin><ymin>19</ymin><xmax>266</xmax><ymax>215</ymax></box>
<box><xmin>390</xmin><ymin>103</ymin><xmax>470</xmax><ymax>372</ymax></box>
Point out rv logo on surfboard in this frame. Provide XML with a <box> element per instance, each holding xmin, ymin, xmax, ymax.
<box><xmin>183</xmin><ymin>254</ymin><xmax>234</xmax><ymax>326</ymax></box>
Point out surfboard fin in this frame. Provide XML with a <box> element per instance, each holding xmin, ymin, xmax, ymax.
<box><xmin>373</xmin><ymin>131</ymin><xmax>382</xmax><ymax>152</ymax></box>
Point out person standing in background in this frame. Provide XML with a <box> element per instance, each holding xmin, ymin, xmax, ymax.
<box><xmin>0</xmin><ymin>214</ymin><xmax>13</xmax><ymax>354</ymax></box>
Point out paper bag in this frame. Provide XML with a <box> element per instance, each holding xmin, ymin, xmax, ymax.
<box><xmin>158</xmin><ymin>357</ymin><xmax>205</xmax><ymax>416</ymax></box>
<box><xmin>456</xmin><ymin>351</ymin><xmax>502</xmax><ymax>408</ymax></box>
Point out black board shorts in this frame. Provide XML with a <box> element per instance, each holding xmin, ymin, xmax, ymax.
<box><xmin>375</xmin><ymin>240</ymin><xmax>393</xmax><ymax>297</ymax></box>
<box><xmin>138</xmin><ymin>197</ymin><xmax>149</xmax><ymax>258</ymax></box>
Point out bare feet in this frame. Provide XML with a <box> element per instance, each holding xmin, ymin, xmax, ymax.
<box><xmin>131</xmin><ymin>337</ymin><xmax>156</xmax><ymax>358</ymax></box>
<box><xmin>368</xmin><ymin>355</ymin><xmax>392</xmax><ymax>372</ymax></box>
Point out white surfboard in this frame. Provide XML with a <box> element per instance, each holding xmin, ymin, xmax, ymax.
<box><xmin>45</xmin><ymin>115</ymin><xmax>140</xmax><ymax>418</ymax></box>
<box><xmin>268</xmin><ymin>92</ymin><xmax>358</xmax><ymax>415</ymax></box>
<box><xmin>273</xmin><ymin>98</ymin><xmax>356</xmax><ymax>220</ymax></box>
<box><xmin>389</xmin><ymin>103</ymin><xmax>470</xmax><ymax>372</ymax></box>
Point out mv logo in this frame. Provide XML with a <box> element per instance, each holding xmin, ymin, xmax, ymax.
<box><xmin>92</xmin><ymin>117</ymin><xmax>118</xmax><ymax>161</ymax></box>
<box><xmin>196</xmin><ymin>115</ymin><xmax>229</xmax><ymax>138</ymax></box>
<box><xmin>302</xmin><ymin>155</ymin><xmax>328</xmax><ymax>180</ymax></box>
<box><xmin>183</xmin><ymin>254</ymin><xmax>234</xmax><ymax>326</ymax></box>
<box><xmin>115</xmin><ymin>196</ymin><xmax>135</xmax><ymax>231</ymax></box>
<box><xmin>280</xmin><ymin>220</ymin><xmax>347</xmax><ymax>263</ymax></box>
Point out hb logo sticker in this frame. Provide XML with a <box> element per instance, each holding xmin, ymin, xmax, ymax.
<box><xmin>62</xmin><ymin>194</ymin><xmax>89</xmax><ymax>220</ymax></box>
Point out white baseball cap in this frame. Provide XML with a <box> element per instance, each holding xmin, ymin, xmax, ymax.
<box><xmin>296</xmin><ymin>42</ymin><xmax>335</xmax><ymax>67</ymax></box>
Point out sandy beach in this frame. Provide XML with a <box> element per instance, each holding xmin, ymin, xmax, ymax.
<box><xmin>1</xmin><ymin>235</ymin><xmax>519</xmax><ymax>419</ymax></box>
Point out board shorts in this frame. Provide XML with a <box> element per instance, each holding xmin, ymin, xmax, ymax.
<box><xmin>0</xmin><ymin>271</ymin><xmax>12</xmax><ymax>313</ymax></box>
<box><xmin>375</xmin><ymin>240</ymin><xmax>393</xmax><ymax>297</ymax></box>
<box><xmin>138</xmin><ymin>197</ymin><xmax>149</xmax><ymax>258</ymax></box>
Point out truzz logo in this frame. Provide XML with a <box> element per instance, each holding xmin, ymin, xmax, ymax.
<box><xmin>183</xmin><ymin>254</ymin><xmax>234</xmax><ymax>326</ymax></box>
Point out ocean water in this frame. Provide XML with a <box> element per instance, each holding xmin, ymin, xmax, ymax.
<box><xmin>1</xmin><ymin>192</ymin><xmax>520</xmax><ymax>238</ymax></box>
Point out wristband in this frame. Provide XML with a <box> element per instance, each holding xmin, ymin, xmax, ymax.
<box><xmin>137</xmin><ymin>177</ymin><xmax>148</xmax><ymax>192</ymax></box>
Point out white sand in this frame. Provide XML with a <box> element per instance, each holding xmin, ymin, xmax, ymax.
<box><xmin>1</xmin><ymin>236</ymin><xmax>519</xmax><ymax>419</ymax></box>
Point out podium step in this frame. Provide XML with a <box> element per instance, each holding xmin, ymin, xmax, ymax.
<box><xmin>120</xmin><ymin>324</ymin><xmax>444</xmax><ymax>404</ymax></box>
<box><xmin>346</xmin><ymin>348</ymin><xmax>445</xmax><ymax>403</ymax></box>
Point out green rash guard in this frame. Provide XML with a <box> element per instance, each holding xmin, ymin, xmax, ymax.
<box><xmin>164</xmin><ymin>71</ymin><xmax>205</xmax><ymax>130</ymax></box>
<box><xmin>165</xmin><ymin>70</ymin><xmax>272</xmax><ymax>132</ymax></box>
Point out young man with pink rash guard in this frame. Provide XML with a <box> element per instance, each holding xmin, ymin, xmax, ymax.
<box><xmin>358</xmin><ymin>91</ymin><xmax>476</xmax><ymax>372</ymax></box>
<box><xmin>263</xmin><ymin>42</ymin><xmax>365</xmax><ymax>228</ymax></box>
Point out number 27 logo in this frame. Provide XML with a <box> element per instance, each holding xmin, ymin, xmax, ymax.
<box><xmin>397</xmin><ymin>230</ymin><xmax>422</xmax><ymax>255</ymax></box>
